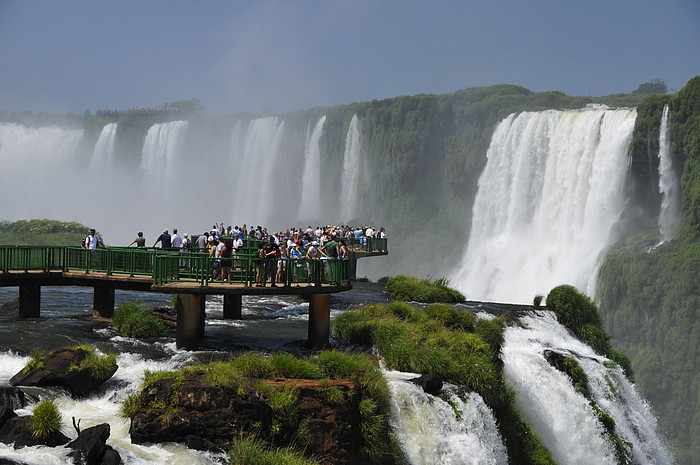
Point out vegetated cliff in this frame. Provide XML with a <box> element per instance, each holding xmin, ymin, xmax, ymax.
<box><xmin>81</xmin><ymin>85</ymin><xmax>646</xmax><ymax>280</ymax></box>
<box><xmin>597</xmin><ymin>76</ymin><xmax>700</xmax><ymax>465</ymax></box>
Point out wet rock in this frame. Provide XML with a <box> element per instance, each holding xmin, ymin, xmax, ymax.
<box><xmin>99</xmin><ymin>446</ymin><xmax>122</xmax><ymax>465</ymax></box>
<box><xmin>9</xmin><ymin>348</ymin><xmax>117</xmax><ymax>398</ymax></box>
<box><xmin>0</xmin><ymin>387</ymin><xmax>26</xmax><ymax>410</ymax></box>
<box><xmin>67</xmin><ymin>423</ymin><xmax>114</xmax><ymax>465</ymax></box>
<box><xmin>0</xmin><ymin>296</ymin><xmax>18</xmax><ymax>316</ymax></box>
<box><xmin>0</xmin><ymin>405</ymin><xmax>17</xmax><ymax>430</ymax></box>
<box><xmin>0</xmin><ymin>415</ymin><xmax>70</xmax><ymax>449</ymax></box>
<box><xmin>409</xmin><ymin>373</ymin><xmax>443</xmax><ymax>395</ymax></box>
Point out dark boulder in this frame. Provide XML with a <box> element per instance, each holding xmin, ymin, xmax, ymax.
<box><xmin>67</xmin><ymin>423</ymin><xmax>116</xmax><ymax>465</ymax></box>
<box><xmin>185</xmin><ymin>434</ymin><xmax>222</xmax><ymax>452</ymax></box>
<box><xmin>9</xmin><ymin>348</ymin><xmax>117</xmax><ymax>398</ymax></box>
<box><xmin>0</xmin><ymin>415</ymin><xmax>70</xmax><ymax>449</ymax></box>
<box><xmin>409</xmin><ymin>373</ymin><xmax>443</xmax><ymax>395</ymax></box>
<box><xmin>0</xmin><ymin>405</ymin><xmax>17</xmax><ymax>430</ymax></box>
<box><xmin>99</xmin><ymin>446</ymin><xmax>122</xmax><ymax>465</ymax></box>
<box><xmin>0</xmin><ymin>387</ymin><xmax>26</xmax><ymax>411</ymax></box>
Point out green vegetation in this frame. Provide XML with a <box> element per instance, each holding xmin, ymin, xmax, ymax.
<box><xmin>0</xmin><ymin>219</ymin><xmax>90</xmax><ymax>246</ymax></box>
<box><xmin>31</xmin><ymin>400</ymin><xmax>63</xmax><ymax>439</ymax></box>
<box><xmin>386</xmin><ymin>275</ymin><xmax>465</xmax><ymax>303</ymax></box>
<box><xmin>597</xmin><ymin>76</ymin><xmax>700</xmax><ymax>465</ymax></box>
<box><xmin>66</xmin><ymin>345</ymin><xmax>118</xmax><ymax>383</ymax></box>
<box><xmin>112</xmin><ymin>301</ymin><xmax>167</xmax><ymax>338</ymax></box>
<box><xmin>333</xmin><ymin>301</ymin><xmax>556</xmax><ymax>465</ymax></box>
<box><xmin>21</xmin><ymin>347</ymin><xmax>48</xmax><ymax>374</ymax></box>
<box><xmin>228</xmin><ymin>435</ymin><xmax>321</xmax><ymax>465</ymax></box>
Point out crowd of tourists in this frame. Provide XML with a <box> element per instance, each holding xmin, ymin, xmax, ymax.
<box><xmin>113</xmin><ymin>223</ymin><xmax>387</xmax><ymax>286</ymax></box>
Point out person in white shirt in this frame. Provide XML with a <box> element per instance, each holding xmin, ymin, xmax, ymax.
<box><xmin>171</xmin><ymin>228</ymin><xmax>182</xmax><ymax>248</ymax></box>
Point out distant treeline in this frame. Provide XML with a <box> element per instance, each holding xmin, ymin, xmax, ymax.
<box><xmin>0</xmin><ymin>219</ymin><xmax>91</xmax><ymax>246</ymax></box>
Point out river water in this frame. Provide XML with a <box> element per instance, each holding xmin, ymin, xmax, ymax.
<box><xmin>0</xmin><ymin>282</ymin><xmax>388</xmax><ymax>464</ymax></box>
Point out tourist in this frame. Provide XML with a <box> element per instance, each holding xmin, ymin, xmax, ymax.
<box><xmin>276</xmin><ymin>243</ymin><xmax>288</xmax><ymax>284</ymax></box>
<box><xmin>220</xmin><ymin>239</ymin><xmax>233</xmax><ymax>281</ymax></box>
<box><xmin>338</xmin><ymin>240</ymin><xmax>349</xmax><ymax>259</ymax></box>
<box><xmin>232</xmin><ymin>233</ymin><xmax>243</xmax><ymax>251</ymax></box>
<box><xmin>127</xmin><ymin>232</ymin><xmax>146</xmax><ymax>247</ymax></box>
<box><xmin>263</xmin><ymin>237</ymin><xmax>280</xmax><ymax>287</ymax></box>
<box><xmin>322</xmin><ymin>235</ymin><xmax>339</xmax><ymax>258</ymax></box>
<box><xmin>181</xmin><ymin>233</ymin><xmax>191</xmax><ymax>249</ymax></box>
<box><xmin>196</xmin><ymin>232</ymin><xmax>208</xmax><ymax>250</ymax></box>
<box><xmin>171</xmin><ymin>229</ymin><xmax>182</xmax><ymax>248</ymax></box>
<box><xmin>84</xmin><ymin>229</ymin><xmax>103</xmax><ymax>249</ymax></box>
<box><xmin>255</xmin><ymin>242</ymin><xmax>266</xmax><ymax>286</ymax></box>
<box><xmin>153</xmin><ymin>229</ymin><xmax>172</xmax><ymax>249</ymax></box>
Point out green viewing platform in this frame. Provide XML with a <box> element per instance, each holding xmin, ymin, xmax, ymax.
<box><xmin>0</xmin><ymin>238</ymin><xmax>388</xmax><ymax>350</ymax></box>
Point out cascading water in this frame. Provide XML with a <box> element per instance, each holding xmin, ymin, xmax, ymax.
<box><xmin>299</xmin><ymin>115</ymin><xmax>326</xmax><ymax>217</ymax></box>
<box><xmin>502</xmin><ymin>312</ymin><xmax>673</xmax><ymax>465</ymax></box>
<box><xmin>384</xmin><ymin>369</ymin><xmax>508</xmax><ymax>465</ymax></box>
<box><xmin>453</xmin><ymin>107</ymin><xmax>637</xmax><ymax>303</ymax></box>
<box><xmin>341</xmin><ymin>114</ymin><xmax>363</xmax><ymax>220</ymax></box>
<box><xmin>89</xmin><ymin>122</ymin><xmax>118</xmax><ymax>173</ymax></box>
<box><xmin>230</xmin><ymin>117</ymin><xmax>286</xmax><ymax>225</ymax></box>
<box><xmin>657</xmin><ymin>104</ymin><xmax>681</xmax><ymax>243</ymax></box>
<box><xmin>140</xmin><ymin>121</ymin><xmax>189</xmax><ymax>192</ymax></box>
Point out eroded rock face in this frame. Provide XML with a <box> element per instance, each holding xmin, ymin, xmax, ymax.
<box><xmin>9</xmin><ymin>348</ymin><xmax>117</xmax><ymax>398</ymax></box>
<box><xmin>128</xmin><ymin>372</ymin><xmax>364</xmax><ymax>465</ymax></box>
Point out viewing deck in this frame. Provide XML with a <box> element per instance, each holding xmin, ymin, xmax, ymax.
<box><xmin>0</xmin><ymin>238</ymin><xmax>388</xmax><ymax>349</ymax></box>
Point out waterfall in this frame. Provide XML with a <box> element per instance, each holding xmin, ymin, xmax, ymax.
<box><xmin>140</xmin><ymin>121</ymin><xmax>188</xmax><ymax>191</ymax></box>
<box><xmin>453</xmin><ymin>108</ymin><xmax>637</xmax><ymax>303</ymax></box>
<box><xmin>89</xmin><ymin>122</ymin><xmax>118</xmax><ymax>173</ymax></box>
<box><xmin>384</xmin><ymin>369</ymin><xmax>508</xmax><ymax>465</ymax></box>
<box><xmin>230</xmin><ymin>117</ymin><xmax>286</xmax><ymax>225</ymax></box>
<box><xmin>657</xmin><ymin>104</ymin><xmax>681</xmax><ymax>242</ymax></box>
<box><xmin>299</xmin><ymin>115</ymin><xmax>326</xmax><ymax>217</ymax></box>
<box><xmin>341</xmin><ymin>114</ymin><xmax>363</xmax><ymax>220</ymax></box>
<box><xmin>502</xmin><ymin>312</ymin><xmax>673</xmax><ymax>465</ymax></box>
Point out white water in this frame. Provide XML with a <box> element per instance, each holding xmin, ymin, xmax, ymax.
<box><xmin>657</xmin><ymin>104</ymin><xmax>682</xmax><ymax>243</ymax></box>
<box><xmin>299</xmin><ymin>115</ymin><xmax>326</xmax><ymax>218</ymax></box>
<box><xmin>453</xmin><ymin>108</ymin><xmax>637</xmax><ymax>303</ymax></box>
<box><xmin>89</xmin><ymin>122</ymin><xmax>118</xmax><ymax>173</ymax></box>
<box><xmin>384</xmin><ymin>369</ymin><xmax>508</xmax><ymax>465</ymax></box>
<box><xmin>230</xmin><ymin>116</ymin><xmax>286</xmax><ymax>225</ymax></box>
<box><xmin>0</xmin><ymin>349</ymin><xmax>228</xmax><ymax>464</ymax></box>
<box><xmin>341</xmin><ymin>114</ymin><xmax>363</xmax><ymax>220</ymax></box>
<box><xmin>502</xmin><ymin>312</ymin><xmax>673</xmax><ymax>465</ymax></box>
<box><xmin>140</xmin><ymin>121</ymin><xmax>189</xmax><ymax>194</ymax></box>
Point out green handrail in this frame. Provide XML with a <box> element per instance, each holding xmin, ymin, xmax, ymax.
<box><xmin>0</xmin><ymin>245</ymin><xmax>358</xmax><ymax>288</ymax></box>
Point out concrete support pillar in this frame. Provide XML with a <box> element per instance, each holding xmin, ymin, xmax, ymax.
<box><xmin>349</xmin><ymin>255</ymin><xmax>358</xmax><ymax>280</ymax></box>
<box><xmin>93</xmin><ymin>282</ymin><xmax>115</xmax><ymax>318</ymax></box>
<box><xmin>176</xmin><ymin>294</ymin><xmax>206</xmax><ymax>350</ymax></box>
<box><xmin>223</xmin><ymin>294</ymin><xmax>242</xmax><ymax>319</ymax></box>
<box><xmin>18</xmin><ymin>282</ymin><xmax>41</xmax><ymax>318</ymax></box>
<box><xmin>307</xmin><ymin>293</ymin><xmax>331</xmax><ymax>349</ymax></box>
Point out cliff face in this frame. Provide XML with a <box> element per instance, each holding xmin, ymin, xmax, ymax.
<box><xmin>597</xmin><ymin>76</ymin><xmax>700</xmax><ymax>465</ymax></box>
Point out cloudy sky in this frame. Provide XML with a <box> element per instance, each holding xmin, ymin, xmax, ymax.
<box><xmin>1</xmin><ymin>0</ymin><xmax>698</xmax><ymax>115</ymax></box>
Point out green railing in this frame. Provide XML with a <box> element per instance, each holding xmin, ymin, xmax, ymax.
<box><xmin>0</xmin><ymin>245</ymin><xmax>353</xmax><ymax>288</ymax></box>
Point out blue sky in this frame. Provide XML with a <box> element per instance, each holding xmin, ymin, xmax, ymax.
<box><xmin>1</xmin><ymin>0</ymin><xmax>698</xmax><ymax>115</ymax></box>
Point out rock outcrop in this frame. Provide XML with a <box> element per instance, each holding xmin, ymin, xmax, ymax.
<box><xmin>0</xmin><ymin>415</ymin><xmax>70</xmax><ymax>449</ymax></box>
<box><xmin>129</xmin><ymin>371</ymin><xmax>364</xmax><ymax>465</ymax></box>
<box><xmin>68</xmin><ymin>423</ymin><xmax>122</xmax><ymax>465</ymax></box>
<box><xmin>9</xmin><ymin>348</ymin><xmax>117</xmax><ymax>398</ymax></box>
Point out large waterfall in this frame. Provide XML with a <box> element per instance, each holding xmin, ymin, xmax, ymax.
<box><xmin>657</xmin><ymin>104</ymin><xmax>682</xmax><ymax>242</ymax></box>
<box><xmin>299</xmin><ymin>115</ymin><xmax>327</xmax><ymax>217</ymax></box>
<box><xmin>89</xmin><ymin>122</ymin><xmax>118</xmax><ymax>173</ymax></box>
<box><xmin>502</xmin><ymin>312</ymin><xmax>673</xmax><ymax>465</ymax></box>
<box><xmin>453</xmin><ymin>108</ymin><xmax>637</xmax><ymax>303</ymax></box>
<box><xmin>341</xmin><ymin>114</ymin><xmax>363</xmax><ymax>220</ymax></box>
